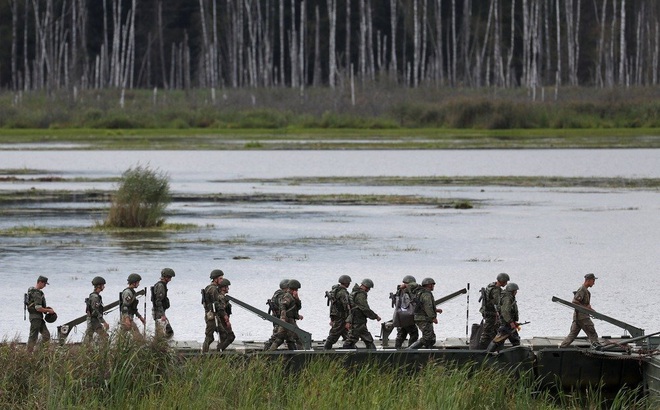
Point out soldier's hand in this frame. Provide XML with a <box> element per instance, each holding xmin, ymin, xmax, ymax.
<box><xmin>436</xmin><ymin>308</ymin><xmax>443</xmax><ymax>314</ymax></box>
<box><xmin>510</xmin><ymin>322</ymin><xmax>517</xmax><ymax>329</ymax></box>
<box><xmin>298</xmin><ymin>315</ymin><xmax>303</xmax><ymax>320</ymax></box>
<box><xmin>376</xmin><ymin>315</ymin><xmax>381</xmax><ymax>322</ymax></box>
<box><xmin>433</xmin><ymin>318</ymin><xmax>438</xmax><ymax>324</ymax></box>
<box><xmin>103</xmin><ymin>322</ymin><xmax>109</xmax><ymax>330</ymax></box>
<box><xmin>140</xmin><ymin>317</ymin><xmax>146</xmax><ymax>325</ymax></box>
<box><xmin>345</xmin><ymin>323</ymin><xmax>351</xmax><ymax>330</ymax></box>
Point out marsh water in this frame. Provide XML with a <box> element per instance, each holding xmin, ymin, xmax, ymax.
<box><xmin>1</xmin><ymin>149</ymin><xmax>658</xmax><ymax>344</ymax></box>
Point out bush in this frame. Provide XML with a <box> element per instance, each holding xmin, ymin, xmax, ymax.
<box><xmin>105</xmin><ymin>165</ymin><xmax>171</xmax><ymax>228</ymax></box>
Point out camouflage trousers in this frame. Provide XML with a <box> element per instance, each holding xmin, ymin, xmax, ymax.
<box><xmin>478</xmin><ymin>313</ymin><xmax>500</xmax><ymax>349</ymax></box>
<box><xmin>394</xmin><ymin>324</ymin><xmax>419</xmax><ymax>349</ymax></box>
<box><xmin>268</xmin><ymin>318</ymin><xmax>303</xmax><ymax>350</ymax></box>
<box><xmin>415</xmin><ymin>321</ymin><xmax>436</xmax><ymax>348</ymax></box>
<box><xmin>203</xmin><ymin>317</ymin><xmax>236</xmax><ymax>352</ymax></box>
<box><xmin>343</xmin><ymin>322</ymin><xmax>376</xmax><ymax>349</ymax></box>
<box><xmin>487</xmin><ymin>324</ymin><xmax>520</xmax><ymax>352</ymax></box>
<box><xmin>324</xmin><ymin>316</ymin><xmax>349</xmax><ymax>348</ymax></box>
<box><xmin>560</xmin><ymin>316</ymin><xmax>599</xmax><ymax>348</ymax></box>
<box><xmin>84</xmin><ymin>318</ymin><xmax>108</xmax><ymax>343</ymax></box>
<box><xmin>27</xmin><ymin>318</ymin><xmax>50</xmax><ymax>351</ymax></box>
<box><xmin>119</xmin><ymin>314</ymin><xmax>144</xmax><ymax>341</ymax></box>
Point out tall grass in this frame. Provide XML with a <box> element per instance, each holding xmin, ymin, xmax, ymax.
<box><xmin>105</xmin><ymin>165</ymin><xmax>171</xmax><ymax>228</ymax></box>
<box><xmin>0</xmin><ymin>337</ymin><xmax>647</xmax><ymax>409</ymax></box>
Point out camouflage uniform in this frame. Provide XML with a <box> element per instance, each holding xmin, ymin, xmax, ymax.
<box><xmin>84</xmin><ymin>291</ymin><xmax>107</xmax><ymax>342</ymax></box>
<box><xmin>487</xmin><ymin>289</ymin><xmax>520</xmax><ymax>352</ymax></box>
<box><xmin>413</xmin><ymin>287</ymin><xmax>437</xmax><ymax>348</ymax></box>
<box><xmin>343</xmin><ymin>284</ymin><xmax>379</xmax><ymax>349</ymax></box>
<box><xmin>560</xmin><ymin>284</ymin><xmax>599</xmax><ymax>347</ymax></box>
<box><xmin>120</xmin><ymin>287</ymin><xmax>143</xmax><ymax>338</ymax></box>
<box><xmin>393</xmin><ymin>283</ymin><xmax>418</xmax><ymax>349</ymax></box>
<box><xmin>26</xmin><ymin>287</ymin><xmax>50</xmax><ymax>350</ymax></box>
<box><xmin>202</xmin><ymin>283</ymin><xmax>221</xmax><ymax>352</ymax></box>
<box><xmin>269</xmin><ymin>291</ymin><xmax>303</xmax><ymax>350</ymax></box>
<box><xmin>152</xmin><ymin>280</ymin><xmax>171</xmax><ymax>337</ymax></box>
<box><xmin>478</xmin><ymin>282</ymin><xmax>503</xmax><ymax>349</ymax></box>
<box><xmin>324</xmin><ymin>284</ymin><xmax>351</xmax><ymax>349</ymax></box>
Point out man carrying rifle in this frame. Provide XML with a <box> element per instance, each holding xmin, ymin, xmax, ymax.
<box><xmin>478</xmin><ymin>273</ymin><xmax>510</xmax><ymax>349</ymax></box>
<box><xmin>84</xmin><ymin>276</ymin><xmax>109</xmax><ymax>343</ymax></box>
<box><xmin>202</xmin><ymin>269</ymin><xmax>225</xmax><ymax>352</ymax></box>
<box><xmin>120</xmin><ymin>273</ymin><xmax>145</xmax><ymax>340</ymax></box>
<box><xmin>392</xmin><ymin>275</ymin><xmax>419</xmax><ymax>349</ymax></box>
<box><xmin>152</xmin><ymin>268</ymin><xmax>175</xmax><ymax>339</ymax></box>
<box><xmin>487</xmin><ymin>283</ymin><xmax>521</xmax><ymax>352</ymax></box>
<box><xmin>342</xmin><ymin>279</ymin><xmax>381</xmax><ymax>350</ymax></box>
<box><xmin>268</xmin><ymin>279</ymin><xmax>304</xmax><ymax>350</ymax></box>
<box><xmin>408</xmin><ymin>278</ymin><xmax>441</xmax><ymax>349</ymax></box>
<box><xmin>264</xmin><ymin>279</ymin><xmax>291</xmax><ymax>350</ymax></box>
<box><xmin>323</xmin><ymin>275</ymin><xmax>352</xmax><ymax>349</ymax></box>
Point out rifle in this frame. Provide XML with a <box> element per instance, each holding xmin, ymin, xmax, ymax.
<box><xmin>492</xmin><ymin>321</ymin><xmax>530</xmax><ymax>343</ymax></box>
<box><xmin>143</xmin><ymin>287</ymin><xmax>147</xmax><ymax>338</ymax></box>
<box><xmin>267</xmin><ymin>299</ymin><xmax>273</xmax><ymax>315</ymax></box>
<box><xmin>389</xmin><ymin>291</ymin><xmax>396</xmax><ymax>308</ymax></box>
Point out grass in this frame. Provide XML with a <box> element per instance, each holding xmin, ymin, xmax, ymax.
<box><xmin>0</xmin><ymin>337</ymin><xmax>647</xmax><ymax>409</ymax></box>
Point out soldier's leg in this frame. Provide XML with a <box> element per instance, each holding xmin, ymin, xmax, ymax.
<box><xmin>394</xmin><ymin>327</ymin><xmax>407</xmax><ymax>349</ymax></box>
<box><xmin>361</xmin><ymin>329</ymin><xmax>377</xmax><ymax>350</ymax></box>
<box><xmin>559</xmin><ymin>320</ymin><xmax>581</xmax><ymax>348</ymax></box>
<box><xmin>202</xmin><ymin>319</ymin><xmax>216</xmax><ymax>353</ymax></box>
<box><xmin>406</xmin><ymin>324</ymin><xmax>419</xmax><ymax>345</ymax></box>
<box><xmin>27</xmin><ymin>319</ymin><xmax>41</xmax><ymax>352</ymax></box>
<box><xmin>479</xmin><ymin>315</ymin><xmax>498</xmax><ymax>349</ymax></box>
<box><xmin>268</xmin><ymin>326</ymin><xmax>287</xmax><ymax>351</ymax></box>
<box><xmin>487</xmin><ymin>325</ymin><xmax>508</xmax><ymax>352</ymax></box>
<box><xmin>580</xmin><ymin>318</ymin><xmax>599</xmax><ymax>344</ymax></box>
<box><xmin>342</xmin><ymin>325</ymin><xmax>360</xmax><ymax>348</ymax></box>
<box><xmin>40</xmin><ymin>320</ymin><xmax>51</xmax><ymax>345</ymax></box>
<box><xmin>419</xmin><ymin>322</ymin><xmax>436</xmax><ymax>348</ymax></box>
<box><xmin>217</xmin><ymin>326</ymin><xmax>236</xmax><ymax>351</ymax></box>
<box><xmin>324</xmin><ymin>319</ymin><xmax>344</xmax><ymax>349</ymax></box>
<box><xmin>508</xmin><ymin>329</ymin><xmax>521</xmax><ymax>347</ymax></box>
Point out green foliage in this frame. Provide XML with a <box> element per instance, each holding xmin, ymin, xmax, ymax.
<box><xmin>105</xmin><ymin>165</ymin><xmax>171</xmax><ymax>228</ymax></box>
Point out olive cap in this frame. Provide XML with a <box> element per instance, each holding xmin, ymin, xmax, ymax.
<box><xmin>210</xmin><ymin>269</ymin><xmax>224</xmax><ymax>279</ymax></box>
<box><xmin>361</xmin><ymin>279</ymin><xmax>374</xmax><ymax>289</ymax></box>
<box><xmin>338</xmin><ymin>275</ymin><xmax>352</xmax><ymax>285</ymax></box>
<box><xmin>92</xmin><ymin>276</ymin><xmax>106</xmax><ymax>286</ymax></box>
<box><xmin>584</xmin><ymin>273</ymin><xmax>598</xmax><ymax>280</ymax></box>
<box><xmin>161</xmin><ymin>268</ymin><xmax>175</xmax><ymax>278</ymax></box>
<box><xmin>127</xmin><ymin>273</ymin><xmax>142</xmax><ymax>284</ymax></box>
<box><xmin>37</xmin><ymin>276</ymin><xmax>49</xmax><ymax>284</ymax></box>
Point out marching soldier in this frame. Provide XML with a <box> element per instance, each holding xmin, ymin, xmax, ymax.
<box><xmin>478</xmin><ymin>273</ymin><xmax>510</xmax><ymax>349</ymax></box>
<box><xmin>392</xmin><ymin>275</ymin><xmax>419</xmax><ymax>349</ymax></box>
<box><xmin>152</xmin><ymin>268</ymin><xmax>175</xmax><ymax>339</ymax></box>
<box><xmin>342</xmin><ymin>279</ymin><xmax>381</xmax><ymax>350</ymax></box>
<box><xmin>25</xmin><ymin>276</ymin><xmax>56</xmax><ymax>352</ymax></box>
<box><xmin>84</xmin><ymin>276</ymin><xmax>109</xmax><ymax>343</ymax></box>
<box><xmin>323</xmin><ymin>275</ymin><xmax>352</xmax><ymax>349</ymax></box>
<box><xmin>408</xmin><ymin>278</ymin><xmax>442</xmax><ymax>349</ymax></box>
<box><xmin>264</xmin><ymin>279</ymin><xmax>293</xmax><ymax>350</ymax></box>
<box><xmin>120</xmin><ymin>273</ymin><xmax>145</xmax><ymax>339</ymax></box>
<box><xmin>202</xmin><ymin>269</ymin><xmax>225</xmax><ymax>352</ymax></box>
<box><xmin>268</xmin><ymin>279</ymin><xmax>304</xmax><ymax>350</ymax></box>
<box><xmin>560</xmin><ymin>273</ymin><xmax>601</xmax><ymax>349</ymax></box>
<box><xmin>487</xmin><ymin>283</ymin><xmax>521</xmax><ymax>352</ymax></box>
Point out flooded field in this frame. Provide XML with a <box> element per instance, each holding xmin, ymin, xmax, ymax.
<box><xmin>1</xmin><ymin>149</ymin><xmax>659</xmax><ymax>344</ymax></box>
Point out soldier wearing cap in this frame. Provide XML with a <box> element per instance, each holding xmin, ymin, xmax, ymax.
<box><xmin>25</xmin><ymin>276</ymin><xmax>56</xmax><ymax>352</ymax></box>
<box><xmin>84</xmin><ymin>276</ymin><xmax>109</xmax><ymax>343</ymax></box>
<box><xmin>408</xmin><ymin>278</ymin><xmax>442</xmax><ymax>349</ymax></box>
<box><xmin>152</xmin><ymin>268</ymin><xmax>175</xmax><ymax>339</ymax></box>
<box><xmin>478</xmin><ymin>273</ymin><xmax>510</xmax><ymax>349</ymax></box>
<box><xmin>268</xmin><ymin>279</ymin><xmax>304</xmax><ymax>350</ymax></box>
<box><xmin>342</xmin><ymin>279</ymin><xmax>381</xmax><ymax>350</ymax></box>
<box><xmin>560</xmin><ymin>273</ymin><xmax>601</xmax><ymax>348</ymax></box>
<box><xmin>120</xmin><ymin>273</ymin><xmax>145</xmax><ymax>339</ymax></box>
<box><xmin>202</xmin><ymin>269</ymin><xmax>225</xmax><ymax>352</ymax></box>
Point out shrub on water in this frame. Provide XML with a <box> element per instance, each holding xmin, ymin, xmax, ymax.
<box><xmin>105</xmin><ymin>165</ymin><xmax>171</xmax><ymax>228</ymax></box>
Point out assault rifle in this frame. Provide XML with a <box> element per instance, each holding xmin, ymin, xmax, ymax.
<box><xmin>492</xmin><ymin>321</ymin><xmax>530</xmax><ymax>343</ymax></box>
<box><xmin>57</xmin><ymin>288</ymin><xmax>146</xmax><ymax>344</ymax></box>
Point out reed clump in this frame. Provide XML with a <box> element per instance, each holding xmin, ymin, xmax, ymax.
<box><xmin>0</xmin><ymin>337</ymin><xmax>646</xmax><ymax>409</ymax></box>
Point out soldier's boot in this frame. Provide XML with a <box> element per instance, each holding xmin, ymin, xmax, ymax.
<box><xmin>218</xmin><ymin>335</ymin><xmax>236</xmax><ymax>352</ymax></box>
<box><xmin>486</xmin><ymin>341</ymin><xmax>499</xmax><ymax>353</ymax></box>
<box><xmin>287</xmin><ymin>341</ymin><xmax>298</xmax><ymax>350</ymax></box>
<box><xmin>394</xmin><ymin>340</ymin><xmax>403</xmax><ymax>349</ymax></box>
<box><xmin>365</xmin><ymin>341</ymin><xmax>377</xmax><ymax>350</ymax></box>
<box><xmin>342</xmin><ymin>342</ymin><xmax>356</xmax><ymax>349</ymax></box>
<box><xmin>323</xmin><ymin>340</ymin><xmax>334</xmax><ymax>350</ymax></box>
<box><xmin>406</xmin><ymin>340</ymin><xmax>424</xmax><ymax>350</ymax></box>
<box><xmin>269</xmin><ymin>340</ymin><xmax>283</xmax><ymax>351</ymax></box>
<box><xmin>263</xmin><ymin>342</ymin><xmax>272</xmax><ymax>350</ymax></box>
<box><xmin>202</xmin><ymin>340</ymin><xmax>210</xmax><ymax>353</ymax></box>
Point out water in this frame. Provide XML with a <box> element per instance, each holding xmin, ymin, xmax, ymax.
<box><xmin>1</xmin><ymin>149</ymin><xmax>658</xmax><ymax>344</ymax></box>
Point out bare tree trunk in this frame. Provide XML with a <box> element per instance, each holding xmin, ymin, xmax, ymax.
<box><xmin>451</xmin><ymin>0</ymin><xmax>457</xmax><ymax>84</ymax></box>
<box><xmin>413</xmin><ymin>0</ymin><xmax>419</xmax><ymax>86</ymax></box>
<box><xmin>420</xmin><ymin>0</ymin><xmax>428</xmax><ymax>83</ymax></box>
<box><xmin>389</xmin><ymin>0</ymin><xmax>397</xmax><ymax>79</ymax></box>
<box><xmin>596</xmin><ymin>0</ymin><xmax>608</xmax><ymax>87</ymax></box>
<box><xmin>11</xmin><ymin>0</ymin><xmax>18</xmax><ymax>90</ymax></box>
<box><xmin>327</xmin><ymin>0</ymin><xmax>337</xmax><ymax>87</ymax></box>
<box><xmin>506</xmin><ymin>0</ymin><xmax>515</xmax><ymax>87</ymax></box>
<box><xmin>434</xmin><ymin>0</ymin><xmax>444</xmax><ymax>85</ymax></box>
<box><xmin>619</xmin><ymin>0</ymin><xmax>626</xmax><ymax>85</ymax></box>
<box><xmin>299</xmin><ymin>0</ymin><xmax>306</xmax><ymax>86</ymax></box>
<box><xmin>358</xmin><ymin>0</ymin><xmax>367</xmax><ymax>81</ymax></box>
<box><xmin>345</xmin><ymin>0</ymin><xmax>352</xmax><ymax>78</ymax></box>
<box><xmin>313</xmin><ymin>5</ymin><xmax>321</xmax><ymax>85</ymax></box>
<box><xmin>555</xmin><ymin>0</ymin><xmax>561</xmax><ymax>88</ymax></box>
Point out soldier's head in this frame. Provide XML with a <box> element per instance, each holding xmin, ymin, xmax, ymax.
<box><xmin>287</xmin><ymin>279</ymin><xmax>301</xmax><ymax>295</ymax></box>
<box><xmin>219</xmin><ymin>278</ymin><xmax>231</xmax><ymax>293</ymax></box>
<box><xmin>421</xmin><ymin>277</ymin><xmax>436</xmax><ymax>290</ymax></box>
<box><xmin>360</xmin><ymin>278</ymin><xmax>374</xmax><ymax>292</ymax></box>
<box><xmin>338</xmin><ymin>275</ymin><xmax>352</xmax><ymax>287</ymax></box>
<box><xmin>36</xmin><ymin>276</ymin><xmax>49</xmax><ymax>289</ymax></box>
<box><xmin>210</xmin><ymin>269</ymin><xmax>224</xmax><ymax>284</ymax></box>
<box><xmin>496</xmin><ymin>273</ymin><xmax>510</xmax><ymax>286</ymax></box>
<box><xmin>127</xmin><ymin>273</ymin><xmax>142</xmax><ymax>286</ymax></box>
<box><xmin>92</xmin><ymin>276</ymin><xmax>106</xmax><ymax>291</ymax></box>
<box><xmin>505</xmin><ymin>282</ymin><xmax>519</xmax><ymax>295</ymax></box>
<box><xmin>161</xmin><ymin>268</ymin><xmax>175</xmax><ymax>282</ymax></box>
<box><xmin>401</xmin><ymin>275</ymin><xmax>416</xmax><ymax>288</ymax></box>
<box><xmin>583</xmin><ymin>273</ymin><xmax>597</xmax><ymax>287</ymax></box>
<box><xmin>279</xmin><ymin>279</ymin><xmax>290</xmax><ymax>290</ymax></box>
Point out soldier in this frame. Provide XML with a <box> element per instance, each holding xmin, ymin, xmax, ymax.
<box><xmin>202</xmin><ymin>269</ymin><xmax>225</xmax><ymax>352</ymax></box>
<box><xmin>84</xmin><ymin>276</ymin><xmax>109</xmax><ymax>343</ymax></box>
<box><xmin>560</xmin><ymin>273</ymin><xmax>601</xmax><ymax>349</ymax></box>
<box><xmin>264</xmin><ymin>279</ymin><xmax>290</xmax><ymax>350</ymax></box>
<box><xmin>25</xmin><ymin>276</ymin><xmax>56</xmax><ymax>352</ymax></box>
<box><xmin>268</xmin><ymin>279</ymin><xmax>304</xmax><ymax>350</ymax></box>
<box><xmin>408</xmin><ymin>278</ymin><xmax>442</xmax><ymax>349</ymax></box>
<box><xmin>392</xmin><ymin>275</ymin><xmax>419</xmax><ymax>349</ymax></box>
<box><xmin>487</xmin><ymin>283</ymin><xmax>521</xmax><ymax>352</ymax></box>
<box><xmin>152</xmin><ymin>268</ymin><xmax>175</xmax><ymax>339</ymax></box>
<box><xmin>323</xmin><ymin>275</ymin><xmax>352</xmax><ymax>349</ymax></box>
<box><xmin>214</xmin><ymin>279</ymin><xmax>236</xmax><ymax>351</ymax></box>
<box><xmin>120</xmin><ymin>273</ymin><xmax>146</xmax><ymax>339</ymax></box>
<box><xmin>478</xmin><ymin>273</ymin><xmax>510</xmax><ymax>349</ymax></box>
<box><xmin>342</xmin><ymin>279</ymin><xmax>381</xmax><ymax>350</ymax></box>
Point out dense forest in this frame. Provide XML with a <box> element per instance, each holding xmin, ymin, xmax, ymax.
<box><xmin>0</xmin><ymin>0</ymin><xmax>659</xmax><ymax>92</ymax></box>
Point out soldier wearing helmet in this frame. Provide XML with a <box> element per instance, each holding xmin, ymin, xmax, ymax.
<box><xmin>323</xmin><ymin>275</ymin><xmax>352</xmax><ymax>349</ymax></box>
<box><xmin>84</xmin><ymin>276</ymin><xmax>109</xmax><ymax>343</ymax></box>
<box><xmin>408</xmin><ymin>278</ymin><xmax>442</xmax><ymax>349</ymax></box>
<box><xmin>342</xmin><ymin>278</ymin><xmax>381</xmax><ymax>350</ymax></box>
<box><xmin>152</xmin><ymin>268</ymin><xmax>175</xmax><ymax>339</ymax></box>
<box><xmin>120</xmin><ymin>273</ymin><xmax>145</xmax><ymax>339</ymax></box>
<box><xmin>477</xmin><ymin>273</ymin><xmax>510</xmax><ymax>349</ymax></box>
<box><xmin>392</xmin><ymin>275</ymin><xmax>419</xmax><ymax>349</ymax></box>
<box><xmin>560</xmin><ymin>273</ymin><xmax>601</xmax><ymax>349</ymax></box>
<box><xmin>268</xmin><ymin>279</ymin><xmax>304</xmax><ymax>350</ymax></box>
<box><xmin>487</xmin><ymin>283</ymin><xmax>521</xmax><ymax>352</ymax></box>
<box><xmin>264</xmin><ymin>279</ymin><xmax>295</xmax><ymax>350</ymax></box>
<box><xmin>202</xmin><ymin>269</ymin><xmax>227</xmax><ymax>352</ymax></box>
<box><xmin>25</xmin><ymin>276</ymin><xmax>56</xmax><ymax>352</ymax></box>
<box><xmin>212</xmin><ymin>278</ymin><xmax>235</xmax><ymax>351</ymax></box>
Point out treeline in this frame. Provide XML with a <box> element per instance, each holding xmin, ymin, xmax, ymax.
<box><xmin>1</xmin><ymin>0</ymin><xmax>659</xmax><ymax>92</ymax></box>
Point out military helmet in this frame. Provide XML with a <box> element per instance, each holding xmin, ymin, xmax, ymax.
<box><xmin>421</xmin><ymin>277</ymin><xmax>436</xmax><ymax>286</ymax></box>
<box><xmin>210</xmin><ymin>269</ymin><xmax>224</xmax><ymax>279</ymax></box>
<box><xmin>91</xmin><ymin>276</ymin><xmax>106</xmax><ymax>286</ymax></box>
<box><xmin>127</xmin><ymin>273</ymin><xmax>142</xmax><ymax>284</ymax></box>
<box><xmin>361</xmin><ymin>279</ymin><xmax>374</xmax><ymax>289</ymax></box>
<box><xmin>496</xmin><ymin>272</ymin><xmax>510</xmax><ymax>283</ymax></box>
<box><xmin>219</xmin><ymin>278</ymin><xmax>231</xmax><ymax>287</ymax></box>
<box><xmin>505</xmin><ymin>283</ymin><xmax>519</xmax><ymax>292</ymax></box>
<box><xmin>161</xmin><ymin>268</ymin><xmax>176</xmax><ymax>278</ymax></box>
<box><xmin>279</xmin><ymin>279</ymin><xmax>290</xmax><ymax>289</ymax></box>
<box><xmin>44</xmin><ymin>311</ymin><xmax>57</xmax><ymax>323</ymax></box>
<box><xmin>402</xmin><ymin>275</ymin><xmax>416</xmax><ymax>284</ymax></box>
<box><xmin>288</xmin><ymin>279</ymin><xmax>301</xmax><ymax>290</ymax></box>
<box><xmin>338</xmin><ymin>275</ymin><xmax>352</xmax><ymax>285</ymax></box>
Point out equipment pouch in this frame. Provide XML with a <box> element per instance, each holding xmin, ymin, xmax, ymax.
<box><xmin>205</xmin><ymin>311</ymin><xmax>215</xmax><ymax>321</ymax></box>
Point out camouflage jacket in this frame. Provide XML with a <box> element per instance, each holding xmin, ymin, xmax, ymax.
<box><xmin>268</xmin><ymin>289</ymin><xmax>285</xmax><ymax>317</ymax></box>
<box><xmin>152</xmin><ymin>280</ymin><xmax>170</xmax><ymax>318</ymax></box>
<box><xmin>121</xmin><ymin>287</ymin><xmax>139</xmax><ymax>316</ymax></box>
<box><xmin>500</xmin><ymin>291</ymin><xmax>519</xmax><ymax>324</ymax></box>
<box><xmin>480</xmin><ymin>282</ymin><xmax>502</xmax><ymax>315</ymax></box>
<box><xmin>204</xmin><ymin>283</ymin><xmax>221</xmax><ymax>314</ymax></box>
<box><xmin>413</xmin><ymin>287</ymin><xmax>436</xmax><ymax>323</ymax></box>
<box><xmin>26</xmin><ymin>287</ymin><xmax>46</xmax><ymax>320</ymax></box>
<box><xmin>329</xmin><ymin>285</ymin><xmax>351</xmax><ymax>320</ymax></box>
<box><xmin>347</xmin><ymin>285</ymin><xmax>377</xmax><ymax>325</ymax></box>
<box><xmin>572</xmin><ymin>285</ymin><xmax>591</xmax><ymax>320</ymax></box>
<box><xmin>279</xmin><ymin>291</ymin><xmax>301</xmax><ymax>321</ymax></box>
<box><xmin>86</xmin><ymin>292</ymin><xmax>106</xmax><ymax>323</ymax></box>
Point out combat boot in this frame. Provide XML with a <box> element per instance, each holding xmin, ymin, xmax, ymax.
<box><xmin>394</xmin><ymin>340</ymin><xmax>403</xmax><ymax>349</ymax></box>
<box><xmin>365</xmin><ymin>341</ymin><xmax>377</xmax><ymax>350</ymax></box>
<box><xmin>323</xmin><ymin>340</ymin><xmax>334</xmax><ymax>350</ymax></box>
<box><xmin>486</xmin><ymin>341</ymin><xmax>499</xmax><ymax>353</ymax></box>
<box><xmin>406</xmin><ymin>340</ymin><xmax>423</xmax><ymax>350</ymax></box>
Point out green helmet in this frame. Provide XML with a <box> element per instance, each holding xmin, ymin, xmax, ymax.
<box><xmin>505</xmin><ymin>283</ymin><xmax>519</xmax><ymax>292</ymax></box>
<box><xmin>279</xmin><ymin>279</ymin><xmax>290</xmax><ymax>289</ymax></box>
<box><xmin>210</xmin><ymin>269</ymin><xmax>224</xmax><ymax>279</ymax></box>
<box><xmin>45</xmin><ymin>311</ymin><xmax>57</xmax><ymax>323</ymax></box>
<box><xmin>92</xmin><ymin>276</ymin><xmax>106</xmax><ymax>286</ymax></box>
<box><xmin>219</xmin><ymin>278</ymin><xmax>231</xmax><ymax>287</ymax></box>
<box><xmin>288</xmin><ymin>279</ymin><xmax>301</xmax><ymax>290</ymax></box>
<box><xmin>161</xmin><ymin>268</ymin><xmax>176</xmax><ymax>278</ymax></box>
<box><xmin>402</xmin><ymin>275</ymin><xmax>416</xmax><ymax>284</ymax></box>
<box><xmin>421</xmin><ymin>277</ymin><xmax>436</xmax><ymax>286</ymax></box>
<box><xmin>338</xmin><ymin>275</ymin><xmax>352</xmax><ymax>285</ymax></box>
<box><xmin>496</xmin><ymin>273</ymin><xmax>510</xmax><ymax>283</ymax></box>
<box><xmin>361</xmin><ymin>279</ymin><xmax>374</xmax><ymax>289</ymax></box>
<box><xmin>127</xmin><ymin>273</ymin><xmax>142</xmax><ymax>284</ymax></box>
